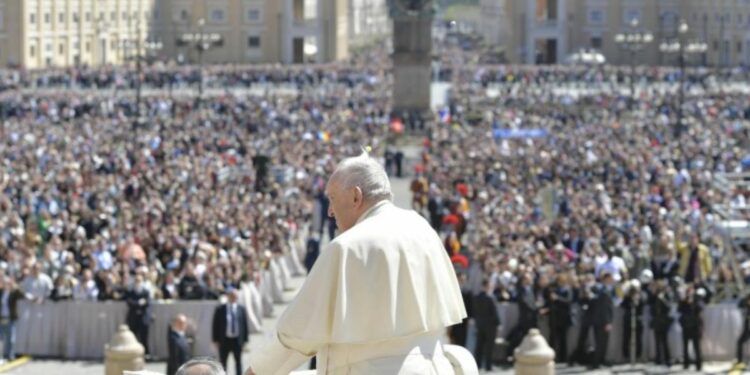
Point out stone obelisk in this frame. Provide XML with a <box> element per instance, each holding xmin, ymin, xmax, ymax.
<box><xmin>388</xmin><ymin>0</ymin><xmax>434</xmax><ymax>118</ymax></box>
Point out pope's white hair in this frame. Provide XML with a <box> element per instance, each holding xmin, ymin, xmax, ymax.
<box><xmin>330</xmin><ymin>150</ymin><xmax>393</xmax><ymax>203</ymax></box>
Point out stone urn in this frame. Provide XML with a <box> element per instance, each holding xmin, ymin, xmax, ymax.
<box><xmin>514</xmin><ymin>328</ymin><xmax>555</xmax><ymax>375</ymax></box>
<box><xmin>105</xmin><ymin>324</ymin><xmax>145</xmax><ymax>375</ymax></box>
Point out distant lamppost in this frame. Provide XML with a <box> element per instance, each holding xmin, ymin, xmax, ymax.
<box><xmin>96</xmin><ymin>16</ymin><xmax>108</xmax><ymax>66</ymax></box>
<box><xmin>179</xmin><ymin>18</ymin><xmax>222</xmax><ymax>105</ymax></box>
<box><xmin>659</xmin><ymin>19</ymin><xmax>707</xmax><ymax>136</ymax></box>
<box><xmin>614</xmin><ymin>18</ymin><xmax>654</xmax><ymax>108</ymax></box>
<box><xmin>134</xmin><ymin>39</ymin><xmax>163</xmax><ymax>118</ymax></box>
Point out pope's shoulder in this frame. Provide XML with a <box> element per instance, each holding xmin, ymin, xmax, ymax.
<box><xmin>329</xmin><ymin>202</ymin><xmax>439</xmax><ymax>250</ymax></box>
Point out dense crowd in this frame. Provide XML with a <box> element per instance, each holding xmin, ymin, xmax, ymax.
<box><xmin>414</xmin><ymin>43</ymin><xmax>750</xmax><ymax>369</ymax></box>
<box><xmin>0</xmin><ymin>44</ymin><xmax>395</xmax><ymax>310</ymax></box>
<box><xmin>1</xmin><ymin>35</ymin><xmax>750</xmax><ymax>369</ymax></box>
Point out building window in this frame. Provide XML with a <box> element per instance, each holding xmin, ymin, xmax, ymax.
<box><xmin>180</xmin><ymin>10</ymin><xmax>189</xmax><ymax>21</ymax></box>
<box><xmin>211</xmin><ymin>9</ymin><xmax>225</xmax><ymax>22</ymax></box>
<box><xmin>153</xmin><ymin>10</ymin><xmax>159</xmax><ymax>20</ymax></box>
<box><xmin>738</xmin><ymin>41</ymin><xmax>743</xmax><ymax>53</ymax></box>
<box><xmin>30</xmin><ymin>45</ymin><xmax>35</xmax><ymax>57</ymax></box>
<box><xmin>588</xmin><ymin>9</ymin><xmax>604</xmax><ymax>24</ymax></box>
<box><xmin>46</xmin><ymin>43</ymin><xmax>52</xmax><ymax>52</ymax></box>
<box><xmin>714</xmin><ymin>40</ymin><xmax>719</xmax><ymax>51</ymax></box>
<box><xmin>591</xmin><ymin>36</ymin><xmax>603</xmax><ymax>49</ymax></box>
<box><xmin>248</xmin><ymin>36</ymin><xmax>261</xmax><ymax>48</ymax></box>
<box><xmin>30</xmin><ymin>13</ymin><xmax>36</xmax><ymax>24</ymax></box>
<box><xmin>122</xmin><ymin>12</ymin><xmax>128</xmax><ymax>21</ymax></box>
<box><xmin>59</xmin><ymin>13</ymin><xmax>65</xmax><ymax>23</ymax></box>
<box><xmin>44</xmin><ymin>13</ymin><xmax>50</xmax><ymax>24</ymax></box>
<box><xmin>247</xmin><ymin>9</ymin><xmax>261</xmax><ymax>22</ymax></box>
<box><xmin>59</xmin><ymin>44</ymin><xmax>64</xmax><ymax>55</ymax></box>
<box><xmin>111</xmin><ymin>12</ymin><xmax>116</xmax><ymax>21</ymax></box>
<box><xmin>86</xmin><ymin>12</ymin><xmax>91</xmax><ymax>22</ymax></box>
<box><xmin>73</xmin><ymin>12</ymin><xmax>79</xmax><ymax>23</ymax></box>
<box><xmin>624</xmin><ymin>9</ymin><xmax>641</xmax><ymax>24</ymax></box>
<box><xmin>85</xmin><ymin>42</ymin><xmax>90</xmax><ymax>52</ymax></box>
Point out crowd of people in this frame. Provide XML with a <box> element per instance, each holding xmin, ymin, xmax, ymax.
<box><xmin>0</xmin><ymin>32</ymin><xmax>749</xmax><ymax>372</ymax></box>
<box><xmin>0</xmin><ymin>44</ymin><xmax>396</xmax><ymax>366</ymax></box>
<box><xmin>414</xmin><ymin>44</ymin><xmax>750</xmax><ymax>371</ymax></box>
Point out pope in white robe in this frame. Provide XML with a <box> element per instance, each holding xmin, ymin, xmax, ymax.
<box><xmin>247</xmin><ymin>152</ymin><xmax>467</xmax><ymax>374</ymax></box>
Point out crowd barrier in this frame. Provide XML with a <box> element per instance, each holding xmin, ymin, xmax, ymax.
<box><xmin>494</xmin><ymin>302</ymin><xmax>748</xmax><ymax>363</ymax></box>
<box><xmin>15</xmin><ymin>253</ymin><xmax>304</xmax><ymax>360</ymax></box>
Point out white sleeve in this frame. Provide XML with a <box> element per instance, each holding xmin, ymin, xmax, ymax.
<box><xmin>248</xmin><ymin>332</ymin><xmax>312</xmax><ymax>375</ymax></box>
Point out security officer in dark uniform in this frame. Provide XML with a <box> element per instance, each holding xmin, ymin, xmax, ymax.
<box><xmin>735</xmin><ymin>293</ymin><xmax>750</xmax><ymax>364</ymax></box>
<box><xmin>571</xmin><ymin>273</ymin><xmax>596</xmax><ymax>366</ymax></box>
<box><xmin>621</xmin><ymin>279</ymin><xmax>647</xmax><ymax>362</ymax></box>
<box><xmin>507</xmin><ymin>273</ymin><xmax>538</xmax><ymax>358</ymax></box>
<box><xmin>678</xmin><ymin>284</ymin><xmax>704</xmax><ymax>371</ymax></box>
<box><xmin>548</xmin><ymin>274</ymin><xmax>573</xmax><ymax>364</ymax></box>
<box><xmin>590</xmin><ymin>272</ymin><xmax>615</xmax><ymax>369</ymax></box>
<box><xmin>125</xmin><ymin>274</ymin><xmax>153</xmax><ymax>356</ymax></box>
<box><xmin>650</xmin><ymin>280</ymin><xmax>673</xmax><ymax>367</ymax></box>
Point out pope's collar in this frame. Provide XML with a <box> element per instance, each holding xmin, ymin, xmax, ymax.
<box><xmin>355</xmin><ymin>200</ymin><xmax>391</xmax><ymax>225</ymax></box>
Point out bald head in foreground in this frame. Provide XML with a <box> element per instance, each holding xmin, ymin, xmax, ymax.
<box><xmin>176</xmin><ymin>358</ymin><xmax>226</xmax><ymax>375</ymax></box>
<box><xmin>246</xmin><ymin>151</ymin><xmax>466</xmax><ymax>374</ymax></box>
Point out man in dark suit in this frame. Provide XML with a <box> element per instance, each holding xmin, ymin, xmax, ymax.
<box><xmin>572</xmin><ymin>273</ymin><xmax>596</xmax><ymax>366</ymax></box>
<box><xmin>125</xmin><ymin>274</ymin><xmax>152</xmax><ymax>356</ymax></box>
<box><xmin>548</xmin><ymin>274</ymin><xmax>573</xmax><ymax>364</ymax></box>
<box><xmin>212</xmin><ymin>288</ymin><xmax>250</xmax><ymax>375</ymax></box>
<box><xmin>167</xmin><ymin>314</ymin><xmax>190</xmax><ymax>375</ymax></box>
<box><xmin>737</xmin><ymin>293</ymin><xmax>750</xmax><ymax>365</ymax></box>
<box><xmin>507</xmin><ymin>272</ymin><xmax>538</xmax><ymax>358</ymax></box>
<box><xmin>679</xmin><ymin>284</ymin><xmax>703</xmax><ymax>371</ymax></box>
<box><xmin>650</xmin><ymin>280</ymin><xmax>674</xmax><ymax>367</ymax></box>
<box><xmin>0</xmin><ymin>275</ymin><xmax>27</xmax><ymax>361</ymax></box>
<box><xmin>621</xmin><ymin>280</ymin><xmax>647</xmax><ymax>362</ymax></box>
<box><xmin>472</xmin><ymin>278</ymin><xmax>499</xmax><ymax>371</ymax></box>
<box><xmin>590</xmin><ymin>272</ymin><xmax>615</xmax><ymax>369</ymax></box>
<box><xmin>449</xmin><ymin>273</ymin><xmax>472</xmax><ymax>347</ymax></box>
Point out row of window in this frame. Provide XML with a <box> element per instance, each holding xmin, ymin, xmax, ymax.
<box><xmin>692</xmin><ymin>12</ymin><xmax>750</xmax><ymax>26</ymax></box>
<box><xmin>29</xmin><ymin>41</ymin><xmax>90</xmax><ymax>57</ymax></box>
<box><xmin>176</xmin><ymin>8</ymin><xmax>263</xmax><ymax>23</ymax></box>
<box><xmin>30</xmin><ymin>7</ymin><xmax>264</xmax><ymax>27</ymax></box>
<box><xmin>588</xmin><ymin>9</ymin><xmax>750</xmax><ymax>27</ymax></box>
<box><xmin>588</xmin><ymin>37</ymin><xmax>748</xmax><ymax>55</ymax></box>
<box><xmin>30</xmin><ymin>10</ymin><xmax>152</xmax><ymax>25</ymax></box>
<box><xmin>29</xmin><ymin>36</ymin><xmax>262</xmax><ymax>57</ymax></box>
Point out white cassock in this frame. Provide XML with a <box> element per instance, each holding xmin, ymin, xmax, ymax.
<box><xmin>249</xmin><ymin>200</ymin><xmax>467</xmax><ymax>374</ymax></box>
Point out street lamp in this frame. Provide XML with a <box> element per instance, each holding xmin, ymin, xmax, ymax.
<box><xmin>614</xmin><ymin>18</ymin><xmax>654</xmax><ymax>108</ymax></box>
<box><xmin>133</xmin><ymin>39</ymin><xmax>163</xmax><ymax>119</ymax></box>
<box><xmin>96</xmin><ymin>16</ymin><xmax>108</xmax><ymax>65</ymax></box>
<box><xmin>179</xmin><ymin>18</ymin><xmax>222</xmax><ymax>105</ymax></box>
<box><xmin>658</xmin><ymin>19</ymin><xmax>708</xmax><ymax>136</ymax></box>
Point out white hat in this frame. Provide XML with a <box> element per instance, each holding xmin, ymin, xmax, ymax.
<box><xmin>640</xmin><ymin>269</ymin><xmax>653</xmax><ymax>284</ymax></box>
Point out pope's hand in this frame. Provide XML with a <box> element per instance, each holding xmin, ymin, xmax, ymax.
<box><xmin>244</xmin><ymin>367</ymin><xmax>256</xmax><ymax>375</ymax></box>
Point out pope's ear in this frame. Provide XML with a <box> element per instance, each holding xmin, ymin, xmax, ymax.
<box><xmin>353</xmin><ymin>187</ymin><xmax>364</xmax><ymax>204</ymax></box>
